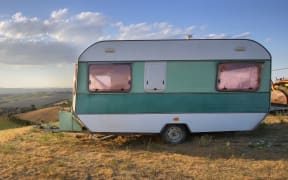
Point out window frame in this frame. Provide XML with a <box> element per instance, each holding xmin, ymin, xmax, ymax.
<box><xmin>216</xmin><ymin>62</ymin><xmax>263</xmax><ymax>92</ymax></box>
<box><xmin>88</xmin><ymin>63</ymin><xmax>132</xmax><ymax>93</ymax></box>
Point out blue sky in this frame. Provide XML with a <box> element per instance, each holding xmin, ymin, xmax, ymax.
<box><xmin>0</xmin><ymin>0</ymin><xmax>287</xmax><ymax>87</ymax></box>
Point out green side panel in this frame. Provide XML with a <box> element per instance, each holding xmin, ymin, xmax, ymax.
<box><xmin>75</xmin><ymin>60</ymin><xmax>271</xmax><ymax>114</ymax></box>
<box><xmin>131</xmin><ymin>62</ymin><xmax>144</xmax><ymax>92</ymax></box>
<box><xmin>77</xmin><ymin>62</ymin><xmax>88</xmax><ymax>94</ymax></box>
<box><xmin>77</xmin><ymin>61</ymin><xmax>271</xmax><ymax>93</ymax></box>
<box><xmin>59</xmin><ymin>111</ymin><xmax>82</xmax><ymax>131</ymax></box>
<box><xmin>259</xmin><ymin>61</ymin><xmax>271</xmax><ymax>92</ymax></box>
<box><xmin>76</xmin><ymin>92</ymin><xmax>270</xmax><ymax>114</ymax></box>
<box><xmin>166</xmin><ymin>61</ymin><xmax>270</xmax><ymax>93</ymax></box>
<box><xmin>166</xmin><ymin>61</ymin><xmax>217</xmax><ymax>92</ymax></box>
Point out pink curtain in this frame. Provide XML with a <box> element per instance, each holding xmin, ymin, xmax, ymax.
<box><xmin>89</xmin><ymin>64</ymin><xmax>131</xmax><ymax>92</ymax></box>
<box><xmin>217</xmin><ymin>63</ymin><xmax>261</xmax><ymax>91</ymax></box>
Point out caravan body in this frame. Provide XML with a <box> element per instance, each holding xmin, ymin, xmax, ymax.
<box><xmin>69</xmin><ymin>39</ymin><xmax>271</xmax><ymax>142</ymax></box>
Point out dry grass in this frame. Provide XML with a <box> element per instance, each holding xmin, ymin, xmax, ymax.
<box><xmin>0</xmin><ymin>115</ymin><xmax>287</xmax><ymax>179</ymax></box>
<box><xmin>15</xmin><ymin>106</ymin><xmax>62</xmax><ymax>124</ymax></box>
<box><xmin>0</xmin><ymin>126</ymin><xmax>32</xmax><ymax>144</ymax></box>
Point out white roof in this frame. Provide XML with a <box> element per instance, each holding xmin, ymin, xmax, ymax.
<box><xmin>78</xmin><ymin>39</ymin><xmax>271</xmax><ymax>62</ymax></box>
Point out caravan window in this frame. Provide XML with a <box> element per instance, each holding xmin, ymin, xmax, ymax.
<box><xmin>89</xmin><ymin>64</ymin><xmax>131</xmax><ymax>92</ymax></box>
<box><xmin>217</xmin><ymin>63</ymin><xmax>262</xmax><ymax>91</ymax></box>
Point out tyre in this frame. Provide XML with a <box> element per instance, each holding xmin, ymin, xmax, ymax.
<box><xmin>161</xmin><ymin>125</ymin><xmax>187</xmax><ymax>144</ymax></box>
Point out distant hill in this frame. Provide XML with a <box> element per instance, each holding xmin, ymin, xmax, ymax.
<box><xmin>0</xmin><ymin>88</ymin><xmax>71</xmax><ymax>95</ymax></box>
<box><xmin>0</xmin><ymin>89</ymin><xmax>72</xmax><ymax>108</ymax></box>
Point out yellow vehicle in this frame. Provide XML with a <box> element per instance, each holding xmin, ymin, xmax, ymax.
<box><xmin>271</xmin><ymin>78</ymin><xmax>288</xmax><ymax>106</ymax></box>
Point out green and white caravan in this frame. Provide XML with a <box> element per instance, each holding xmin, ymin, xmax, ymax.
<box><xmin>60</xmin><ymin>39</ymin><xmax>271</xmax><ymax>143</ymax></box>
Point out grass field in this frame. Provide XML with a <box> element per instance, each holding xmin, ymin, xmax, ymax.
<box><xmin>0</xmin><ymin>115</ymin><xmax>33</xmax><ymax>130</ymax></box>
<box><xmin>0</xmin><ymin>116</ymin><xmax>23</xmax><ymax>130</ymax></box>
<box><xmin>0</xmin><ymin>114</ymin><xmax>287</xmax><ymax>179</ymax></box>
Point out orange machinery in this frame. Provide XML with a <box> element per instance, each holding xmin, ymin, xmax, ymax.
<box><xmin>271</xmin><ymin>78</ymin><xmax>288</xmax><ymax>106</ymax></box>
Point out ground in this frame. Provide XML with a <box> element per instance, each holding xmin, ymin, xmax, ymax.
<box><xmin>0</xmin><ymin>112</ymin><xmax>287</xmax><ymax>179</ymax></box>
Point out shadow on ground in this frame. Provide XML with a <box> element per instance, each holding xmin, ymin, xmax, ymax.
<box><xmin>79</xmin><ymin>120</ymin><xmax>288</xmax><ymax>161</ymax></box>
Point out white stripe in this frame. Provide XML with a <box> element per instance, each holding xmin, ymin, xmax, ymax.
<box><xmin>78</xmin><ymin>113</ymin><xmax>267</xmax><ymax>133</ymax></box>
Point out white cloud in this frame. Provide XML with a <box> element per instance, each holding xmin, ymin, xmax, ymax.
<box><xmin>0</xmin><ymin>8</ymin><xmax>252</xmax><ymax>66</ymax></box>
<box><xmin>207</xmin><ymin>33</ymin><xmax>230</xmax><ymax>39</ymax></box>
<box><xmin>0</xmin><ymin>39</ymin><xmax>77</xmax><ymax>65</ymax></box>
<box><xmin>207</xmin><ymin>32</ymin><xmax>251</xmax><ymax>39</ymax></box>
<box><xmin>12</xmin><ymin>12</ymin><xmax>28</xmax><ymax>22</ymax></box>
<box><xmin>265</xmin><ymin>37</ymin><xmax>272</xmax><ymax>43</ymax></box>
<box><xmin>0</xmin><ymin>13</ymin><xmax>43</xmax><ymax>39</ymax></box>
<box><xmin>115</xmin><ymin>22</ymin><xmax>194</xmax><ymax>40</ymax></box>
<box><xmin>0</xmin><ymin>9</ymin><xmax>108</xmax><ymax>44</ymax></box>
<box><xmin>232</xmin><ymin>32</ymin><xmax>251</xmax><ymax>38</ymax></box>
<box><xmin>51</xmin><ymin>8</ymin><xmax>68</xmax><ymax>19</ymax></box>
<box><xmin>0</xmin><ymin>9</ymin><xmax>109</xmax><ymax>65</ymax></box>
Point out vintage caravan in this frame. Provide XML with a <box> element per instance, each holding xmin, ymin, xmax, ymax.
<box><xmin>60</xmin><ymin>39</ymin><xmax>271</xmax><ymax>143</ymax></box>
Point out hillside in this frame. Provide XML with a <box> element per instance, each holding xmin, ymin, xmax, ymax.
<box><xmin>0</xmin><ymin>126</ymin><xmax>32</xmax><ymax>144</ymax></box>
<box><xmin>0</xmin><ymin>115</ymin><xmax>287</xmax><ymax>179</ymax></box>
<box><xmin>0</xmin><ymin>91</ymin><xmax>71</xmax><ymax>108</ymax></box>
<box><xmin>0</xmin><ymin>88</ymin><xmax>71</xmax><ymax>95</ymax></box>
<box><xmin>15</xmin><ymin>106</ymin><xmax>64</xmax><ymax>124</ymax></box>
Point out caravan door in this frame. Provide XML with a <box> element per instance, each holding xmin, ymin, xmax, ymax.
<box><xmin>144</xmin><ymin>62</ymin><xmax>167</xmax><ymax>92</ymax></box>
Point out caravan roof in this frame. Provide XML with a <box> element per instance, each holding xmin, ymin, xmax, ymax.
<box><xmin>78</xmin><ymin>39</ymin><xmax>271</xmax><ymax>62</ymax></box>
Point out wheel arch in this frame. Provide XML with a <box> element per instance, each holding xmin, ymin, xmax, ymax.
<box><xmin>160</xmin><ymin>123</ymin><xmax>191</xmax><ymax>134</ymax></box>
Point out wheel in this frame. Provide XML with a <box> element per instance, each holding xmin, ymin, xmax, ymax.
<box><xmin>161</xmin><ymin>125</ymin><xmax>187</xmax><ymax>144</ymax></box>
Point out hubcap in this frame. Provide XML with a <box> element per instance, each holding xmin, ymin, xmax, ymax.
<box><xmin>167</xmin><ymin>126</ymin><xmax>183</xmax><ymax>143</ymax></box>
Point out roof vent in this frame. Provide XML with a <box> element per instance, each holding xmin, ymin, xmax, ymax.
<box><xmin>234</xmin><ymin>46</ymin><xmax>246</xmax><ymax>52</ymax></box>
<box><xmin>105</xmin><ymin>48</ymin><xmax>115</xmax><ymax>53</ymax></box>
<box><xmin>185</xmin><ymin>34</ymin><xmax>192</xmax><ymax>39</ymax></box>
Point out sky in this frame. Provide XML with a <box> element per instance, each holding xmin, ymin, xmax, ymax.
<box><xmin>0</xmin><ymin>0</ymin><xmax>287</xmax><ymax>88</ymax></box>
